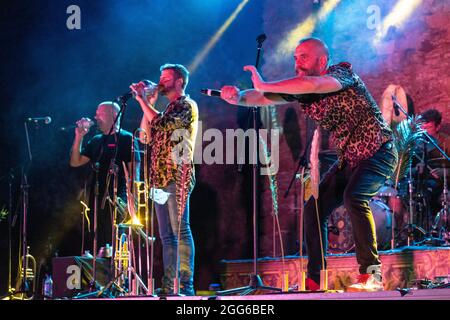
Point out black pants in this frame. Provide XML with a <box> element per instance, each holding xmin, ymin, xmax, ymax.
<box><xmin>305</xmin><ymin>141</ymin><xmax>398</xmax><ymax>282</ymax></box>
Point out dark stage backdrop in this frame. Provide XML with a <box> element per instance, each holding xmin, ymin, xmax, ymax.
<box><xmin>0</xmin><ymin>0</ymin><xmax>264</xmax><ymax>294</ymax></box>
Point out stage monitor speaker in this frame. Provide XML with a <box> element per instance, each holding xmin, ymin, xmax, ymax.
<box><xmin>52</xmin><ymin>256</ymin><xmax>111</xmax><ymax>298</ymax></box>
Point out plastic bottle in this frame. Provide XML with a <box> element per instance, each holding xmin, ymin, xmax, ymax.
<box><xmin>43</xmin><ymin>274</ymin><xmax>53</xmax><ymax>299</ymax></box>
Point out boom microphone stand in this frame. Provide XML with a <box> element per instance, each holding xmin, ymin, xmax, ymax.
<box><xmin>19</xmin><ymin>122</ymin><xmax>34</xmax><ymax>299</ymax></box>
<box><xmin>217</xmin><ymin>34</ymin><xmax>281</xmax><ymax>296</ymax></box>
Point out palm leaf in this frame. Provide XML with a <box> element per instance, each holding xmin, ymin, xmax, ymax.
<box><xmin>392</xmin><ymin>118</ymin><xmax>424</xmax><ymax>188</ymax></box>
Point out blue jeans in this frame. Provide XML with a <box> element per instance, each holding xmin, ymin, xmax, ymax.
<box><xmin>155</xmin><ymin>182</ymin><xmax>195</xmax><ymax>292</ymax></box>
<box><xmin>304</xmin><ymin>141</ymin><xmax>398</xmax><ymax>282</ymax></box>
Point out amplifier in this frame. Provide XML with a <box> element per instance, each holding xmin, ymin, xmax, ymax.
<box><xmin>52</xmin><ymin>256</ymin><xmax>111</xmax><ymax>298</ymax></box>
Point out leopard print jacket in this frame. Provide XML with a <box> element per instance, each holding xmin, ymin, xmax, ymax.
<box><xmin>148</xmin><ymin>95</ymin><xmax>198</xmax><ymax>196</ymax></box>
<box><xmin>281</xmin><ymin>62</ymin><xmax>393</xmax><ymax>168</ymax></box>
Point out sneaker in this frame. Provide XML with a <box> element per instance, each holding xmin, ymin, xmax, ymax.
<box><xmin>180</xmin><ymin>282</ymin><xmax>195</xmax><ymax>296</ymax></box>
<box><xmin>346</xmin><ymin>274</ymin><xmax>384</xmax><ymax>292</ymax></box>
<box><xmin>305</xmin><ymin>278</ymin><xmax>320</xmax><ymax>291</ymax></box>
<box><xmin>180</xmin><ymin>287</ymin><xmax>195</xmax><ymax>296</ymax></box>
<box><xmin>155</xmin><ymin>287</ymin><xmax>172</xmax><ymax>296</ymax></box>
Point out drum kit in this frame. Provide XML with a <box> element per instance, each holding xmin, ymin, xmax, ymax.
<box><xmin>328</xmin><ymin>155</ymin><xmax>450</xmax><ymax>254</ymax></box>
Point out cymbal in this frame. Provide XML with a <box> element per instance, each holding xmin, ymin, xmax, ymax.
<box><xmin>376</xmin><ymin>186</ymin><xmax>398</xmax><ymax>197</ymax></box>
<box><xmin>428</xmin><ymin>157</ymin><xmax>450</xmax><ymax>168</ymax></box>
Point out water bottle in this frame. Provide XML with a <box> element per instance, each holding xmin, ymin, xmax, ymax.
<box><xmin>43</xmin><ymin>274</ymin><xmax>53</xmax><ymax>299</ymax></box>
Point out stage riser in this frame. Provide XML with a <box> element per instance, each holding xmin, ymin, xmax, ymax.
<box><xmin>219</xmin><ymin>248</ymin><xmax>450</xmax><ymax>291</ymax></box>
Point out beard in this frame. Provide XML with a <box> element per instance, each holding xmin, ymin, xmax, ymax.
<box><xmin>296</xmin><ymin>58</ymin><xmax>322</xmax><ymax>76</ymax></box>
<box><xmin>159</xmin><ymin>82</ymin><xmax>175</xmax><ymax>96</ymax></box>
<box><xmin>296</xmin><ymin>67</ymin><xmax>321</xmax><ymax>77</ymax></box>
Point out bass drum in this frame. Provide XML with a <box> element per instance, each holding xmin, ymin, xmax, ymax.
<box><xmin>328</xmin><ymin>199</ymin><xmax>392</xmax><ymax>254</ymax></box>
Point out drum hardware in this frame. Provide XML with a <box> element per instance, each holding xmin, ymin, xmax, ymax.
<box><xmin>397</xmin><ymin>163</ymin><xmax>427</xmax><ymax>246</ymax></box>
<box><xmin>328</xmin><ymin>199</ymin><xmax>393</xmax><ymax>254</ymax></box>
<box><xmin>431</xmin><ymin>159</ymin><xmax>449</xmax><ymax>244</ymax></box>
<box><xmin>390</xmin><ymin>99</ymin><xmax>450</xmax><ymax>248</ymax></box>
<box><xmin>411</xmin><ymin>275</ymin><xmax>450</xmax><ymax>289</ymax></box>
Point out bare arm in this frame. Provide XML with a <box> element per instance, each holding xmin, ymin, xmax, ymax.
<box><xmin>256</xmin><ymin>75</ymin><xmax>342</xmax><ymax>94</ymax></box>
<box><xmin>139</xmin><ymin>115</ymin><xmax>151</xmax><ymax>144</ymax></box>
<box><xmin>70</xmin><ymin>122</ymin><xmax>91</xmax><ymax>167</ymax></box>
<box><xmin>220</xmin><ymin>86</ymin><xmax>287</xmax><ymax>107</ymax></box>
<box><xmin>244</xmin><ymin>65</ymin><xmax>342</xmax><ymax>95</ymax></box>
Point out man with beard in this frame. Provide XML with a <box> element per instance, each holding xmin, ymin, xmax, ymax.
<box><xmin>219</xmin><ymin>38</ymin><xmax>398</xmax><ymax>292</ymax></box>
<box><xmin>131</xmin><ymin>64</ymin><xmax>198</xmax><ymax>296</ymax></box>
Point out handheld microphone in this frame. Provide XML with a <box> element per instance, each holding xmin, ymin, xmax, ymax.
<box><xmin>60</xmin><ymin>125</ymin><xmax>77</xmax><ymax>131</ymax></box>
<box><xmin>391</xmin><ymin>95</ymin><xmax>400</xmax><ymax>117</ymax></box>
<box><xmin>200</xmin><ymin>88</ymin><xmax>221</xmax><ymax>97</ymax></box>
<box><xmin>116</xmin><ymin>92</ymin><xmax>134</xmax><ymax>102</ymax></box>
<box><xmin>27</xmin><ymin>116</ymin><xmax>52</xmax><ymax>124</ymax></box>
<box><xmin>60</xmin><ymin>119</ymin><xmax>94</xmax><ymax>131</ymax></box>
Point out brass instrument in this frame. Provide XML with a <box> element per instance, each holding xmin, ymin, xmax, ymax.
<box><xmin>110</xmin><ymin>128</ymin><xmax>152</xmax><ymax>296</ymax></box>
<box><xmin>12</xmin><ymin>246</ymin><xmax>36</xmax><ymax>300</ymax></box>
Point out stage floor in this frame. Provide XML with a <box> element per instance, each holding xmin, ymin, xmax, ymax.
<box><xmin>219</xmin><ymin>246</ymin><xmax>450</xmax><ymax>293</ymax></box>
<box><xmin>107</xmin><ymin>288</ymin><xmax>450</xmax><ymax>300</ymax></box>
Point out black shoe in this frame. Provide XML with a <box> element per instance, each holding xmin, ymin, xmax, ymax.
<box><xmin>180</xmin><ymin>288</ymin><xmax>195</xmax><ymax>296</ymax></box>
<box><xmin>155</xmin><ymin>287</ymin><xmax>172</xmax><ymax>296</ymax></box>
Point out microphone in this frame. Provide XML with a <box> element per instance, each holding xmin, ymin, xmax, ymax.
<box><xmin>200</xmin><ymin>88</ymin><xmax>221</xmax><ymax>97</ymax></box>
<box><xmin>61</xmin><ymin>118</ymin><xmax>95</xmax><ymax>131</ymax></box>
<box><xmin>27</xmin><ymin>116</ymin><xmax>52</xmax><ymax>124</ymax></box>
<box><xmin>256</xmin><ymin>33</ymin><xmax>267</xmax><ymax>44</ymax></box>
<box><xmin>60</xmin><ymin>125</ymin><xmax>77</xmax><ymax>131</ymax></box>
<box><xmin>391</xmin><ymin>95</ymin><xmax>400</xmax><ymax>117</ymax></box>
<box><xmin>116</xmin><ymin>91</ymin><xmax>134</xmax><ymax>102</ymax></box>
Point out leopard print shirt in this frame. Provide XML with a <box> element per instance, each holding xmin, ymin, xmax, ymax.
<box><xmin>149</xmin><ymin>95</ymin><xmax>198</xmax><ymax>192</ymax></box>
<box><xmin>281</xmin><ymin>62</ymin><xmax>393</xmax><ymax>168</ymax></box>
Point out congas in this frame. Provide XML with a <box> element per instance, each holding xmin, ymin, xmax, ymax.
<box><xmin>328</xmin><ymin>199</ymin><xmax>392</xmax><ymax>254</ymax></box>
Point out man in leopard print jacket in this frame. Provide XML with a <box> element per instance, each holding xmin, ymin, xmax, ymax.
<box><xmin>220</xmin><ymin>37</ymin><xmax>398</xmax><ymax>292</ymax></box>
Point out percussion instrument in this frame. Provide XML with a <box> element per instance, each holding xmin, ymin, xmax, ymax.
<box><xmin>328</xmin><ymin>199</ymin><xmax>392</xmax><ymax>253</ymax></box>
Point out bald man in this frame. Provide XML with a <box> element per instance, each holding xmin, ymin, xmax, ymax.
<box><xmin>220</xmin><ymin>37</ymin><xmax>398</xmax><ymax>292</ymax></box>
<box><xmin>70</xmin><ymin>101</ymin><xmax>140</xmax><ymax>254</ymax></box>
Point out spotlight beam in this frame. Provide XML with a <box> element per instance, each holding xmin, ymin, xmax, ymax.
<box><xmin>189</xmin><ymin>0</ymin><xmax>250</xmax><ymax>74</ymax></box>
<box><xmin>374</xmin><ymin>0</ymin><xmax>423</xmax><ymax>45</ymax></box>
<box><xmin>272</xmin><ymin>0</ymin><xmax>341</xmax><ymax>63</ymax></box>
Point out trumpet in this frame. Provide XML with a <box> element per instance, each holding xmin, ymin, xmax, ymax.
<box><xmin>110</xmin><ymin>128</ymin><xmax>152</xmax><ymax>294</ymax></box>
<box><xmin>13</xmin><ymin>246</ymin><xmax>36</xmax><ymax>300</ymax></box>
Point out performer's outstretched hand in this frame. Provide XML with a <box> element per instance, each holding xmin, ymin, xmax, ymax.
<box><xmin>220</xmin><ymin>85</ymin><xmax>240</xmax><ymax>105</ymax></box>
<box><xmin>243</xmin><ymin>65</ymin><xmax>265</xmax><ymax>91</ymax></box>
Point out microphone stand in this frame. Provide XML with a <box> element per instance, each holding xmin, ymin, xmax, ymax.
<box><xmin>284</xmin><ymin>135</ymin><xmax>313</xmax><ymax>199</ymax></box>
<box><xmin>0</xmin><ymin>122</ymin><xmax>43</xmax><ymax>300</ymax></box>
<box><xmin>7</xmin><ymin>170</ymin><xmax>15</xmax><ymax>297</ymax></box>
<box><xmin>19</xmin><ymin>123</ymin><xmax>34</xmax><ymax>299</ymax></box>
<box><xmin>91</xmin><ymin>162</ymin><xmax>100</xmax><ymax>292</ymax></box>
<box><xmin>217</xmin><ymin>34</ymin><xmax>281</xmax><ymax>296</ymax></box>
<box><xmin>393</xmin><ymin>99</ymin><xmax>450</xmax><ymax>162</ymax></box>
